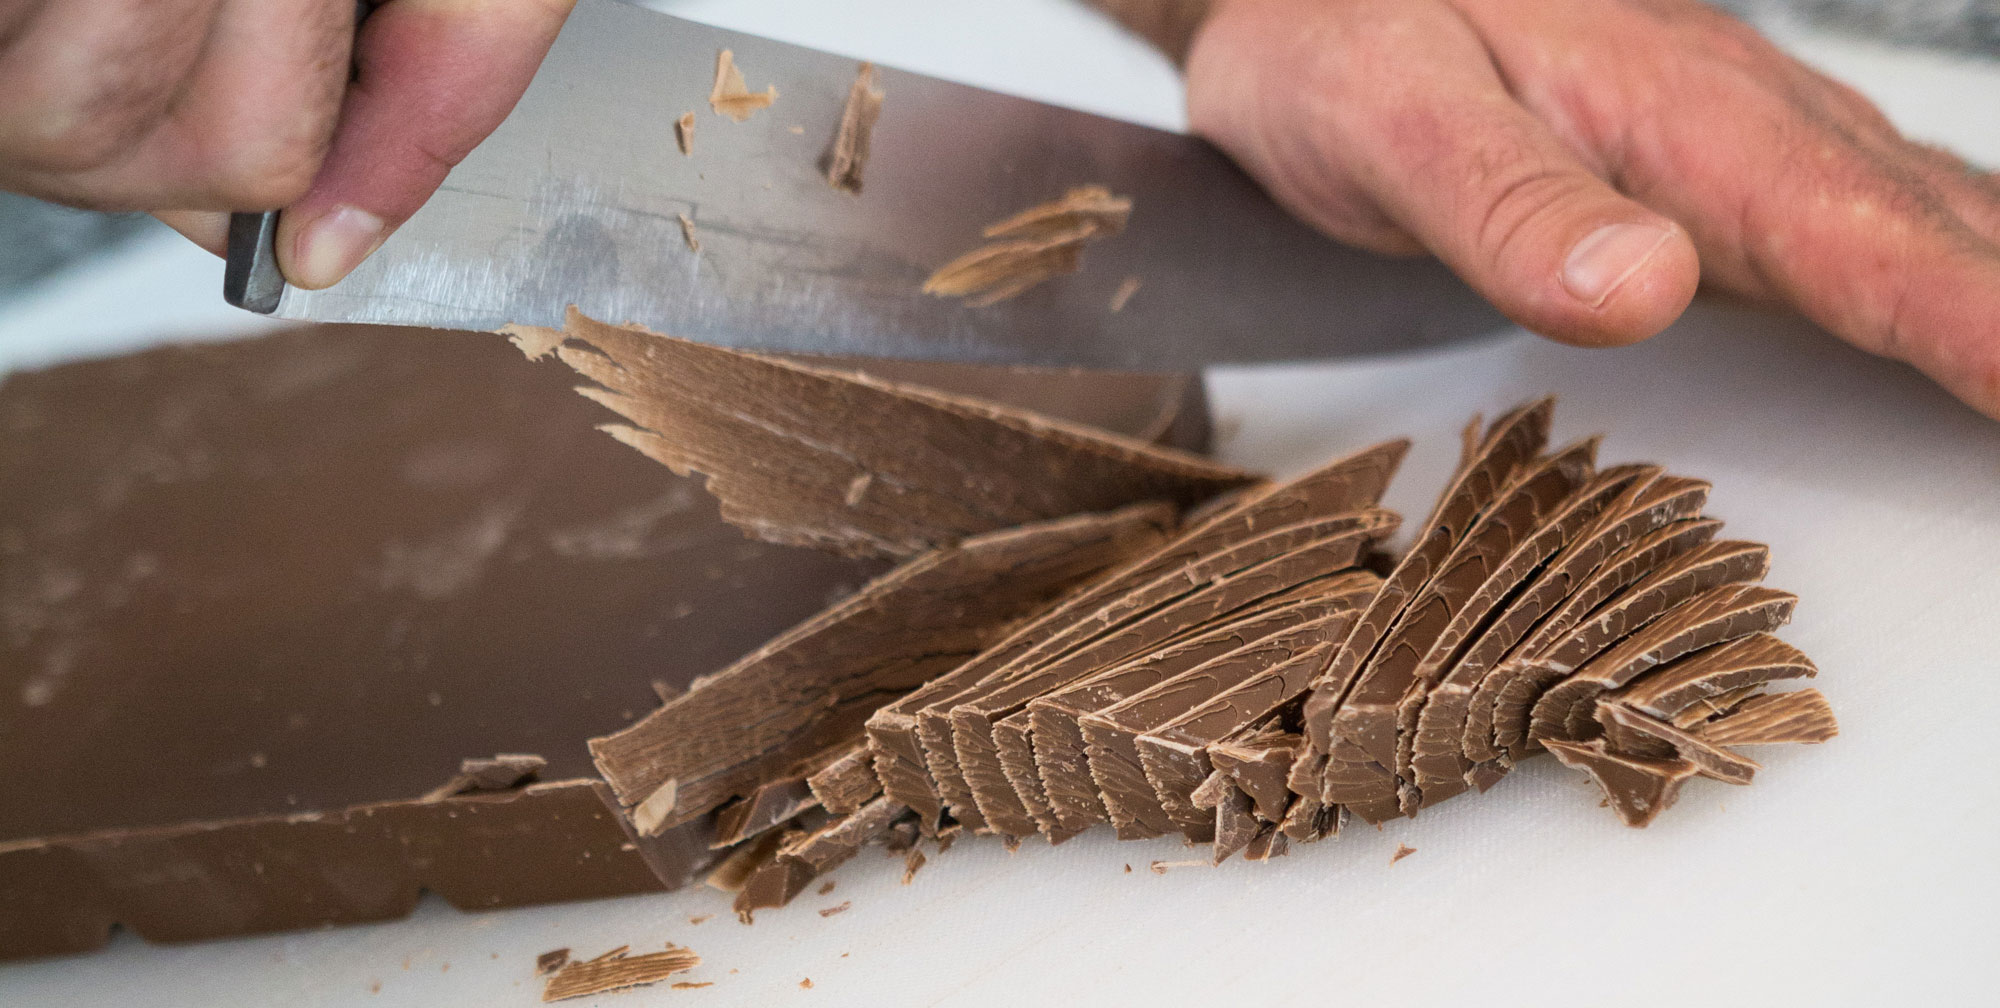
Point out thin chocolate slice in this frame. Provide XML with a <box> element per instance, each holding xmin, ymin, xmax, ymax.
<box><xmin>1299</xmin><ymin>399</ymin><xmax>1551</xmax><ymax>795</ymax></box>
<box><xmin>1669</xmin><ymin>684</ymin><xmax>1769</xmax><ymax>730</ymax></box>
<box><xmin>1603</xmin><ymin>633</ymin><xmax>1816</xmax><ymax>723</ymax></box>
<box><xmin>1695</xmin><ymin>689</ymin><xmax>1839</xmax><ymax>747</ymax></box>
<box><xmin>1439</xmin><ymin>477</ymin><xmax>1712</xmax><ymax>772</ymax></box>
<box><xmin>1408</xmin><ymin>465</ymin><xmax>1660</xmax><ymax>805</ymax></box>
<box><xmin>591</xmin><ymin>505</ymin><xmax>1172</xmax><ymax>833</ymax></box>
<box><xmin>806</xmin><ymin>743</ymin><xmax>882</xmax><ymax>815</ymax></box>
<box><xmin>866</xmin><ymin>439</ymin><xmax>1405</xmax><ymax>825</ymax></box>
<box><xmin>1321</xmin><ymin>440</ymin><xmax>1597</xmax><ymax>816</ymax></box>
<box><xmin>1485</xmin><ymin>537</ymin><xmax>1771</xmax><ymax>764</ymax></box>
<box><xmin>955</xmin><ymin>517</ymin><xmax>1392</xmax><ymax>835</ymax></box>
<box><xmin>1243</xmin><ymin>822</ymin><xmax>1289</xmax><ymax>861</ymax></box>
<box><xmin>1543</xmin><ymin>739</ymin><xmax>1701</xmax><ymax>827</ymax></box>
<box><xmin>1207</xmin><ymin>723</ymin><xmax>1300</xmax><ymax>822</ymax></box>
<box><xmin>1595</xmin><ymin>703</ymin><xmax>1760</xmax><ymax>783</ymax></box>
<box><xmin>1027</xmin><ymin>577</ymin><xmax>1375</xmax><ymax>835</ymax></box>
<box><xmin>555</xmin><ymin>309</ymin><xmax>1253</xmax><ymax>559</ymax></box>
<box><xmin>1528</xmin><ymin>583</ymin><xmax>1798</xmax><ymax>745</ymax></box>
<box><xmin>1085</xmin><ymin>621</ymin><xmax>1346</xmax><ymax>838</ymax></box>
<box><xmin>711</xmin><ymin>777</ymin><xmax>819</xmax><ymax>849</ymax></box>
<box><xmin>1138</xmin><ymin>640</ymin><xmax>1342</xmax><ymax>836</ymax></box>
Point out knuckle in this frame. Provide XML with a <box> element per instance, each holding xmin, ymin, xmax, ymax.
<box><xmin>12</xmin><ymin>72</ymin><xmax>172</xmax><ymax>172</ymax></box>
<box><xmin>209</xmin><ymin>135</ymin><xmax>325</xmax><ymax>209</ymax></box>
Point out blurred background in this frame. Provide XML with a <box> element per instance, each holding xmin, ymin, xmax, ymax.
<box><xmin>1</xmin><ymin>0</ymin><xmax>1995</xmax><ymax>369</ymax></box>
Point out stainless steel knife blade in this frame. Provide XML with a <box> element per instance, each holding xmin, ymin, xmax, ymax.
<box><xmin>234</xmin><ymin>0</ymin><xmax>1509</xmax><ymax>369</ymax></box>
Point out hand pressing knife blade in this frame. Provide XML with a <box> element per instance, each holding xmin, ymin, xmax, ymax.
<box><xmin>227</xmin><ymin>0</ymin><xmax>1507</xmax><ymax>370</ymax></box>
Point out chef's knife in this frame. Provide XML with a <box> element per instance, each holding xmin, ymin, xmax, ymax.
<box><xmin>226</xmin><ymin>0</ymin><xmax>1508</xmax><ymax>370</ymax></box>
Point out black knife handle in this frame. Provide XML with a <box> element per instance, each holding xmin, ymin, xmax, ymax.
<box><xmin>223</xmin><ymin>210</ymin><xmax>283</xmax><ymax>313</ymax></box>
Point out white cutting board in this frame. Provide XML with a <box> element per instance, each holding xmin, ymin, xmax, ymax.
<box><xmin>2</xmin><ymin>4</ymin><xmax>1997</xmax><ymax>1006</ymax></box>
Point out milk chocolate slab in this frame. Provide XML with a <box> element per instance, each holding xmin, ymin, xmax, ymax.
<box><xmin>1321</xmin><ymin>440</ymin><xmax>1596</xmax><ymax>816</ymax></box>
<box><xmin>555</xmin><ymin>309</ymin><xmax>1252</xmax><ymax>559</ymax></box>
<box><xmin>1543</xmin><ymin>739</ymin><xmax>1701</xmax><ymax>827</ymax></box>
<box><xmin>1301</xmin><ymin>400</ymin><xmax>1551</xmax><ymax>762</ymax></box>
<box><xmin>0</xmin><ymin>323</ymin><xmax>1218</xmax><ymax>957</ymax></box>
<box><xmin>1485</xmin><ymin>535</ymin><xmax>1768</xmax><ymax>765</ymax></box>
<box><xmin>1409</xmin><ymin>466</ymin><xmax>1661</xmax><ymax>805</ymax></box>
<box><xmin>1528</xmin><ymin>583</ymin><xmax>1797</xmax><ymax>746</ymax></box>
<box><xmin>1696</xmin><ymin>689</ymin><xmax>1838</xmax><ymax>747</ymax></box>
<box><xmin>590</xmin><ymin>505</ymin><xmax>1173</xmax><ymax>833</ymax></box>
<box><xmin>1026</xmin><ymin>581</ymin><xmax>1372</xmax><ymax>835</ymax></box>
<box><xmin>956</xmin><ymin>520</ymin><xmax>1391</xmax><ymax>835</ymax></box>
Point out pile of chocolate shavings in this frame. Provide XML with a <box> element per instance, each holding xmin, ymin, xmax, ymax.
<box><xmin>536</xmin><ymin>320</ymin><xmax>1835</xmax><ymax>920</ymax></box>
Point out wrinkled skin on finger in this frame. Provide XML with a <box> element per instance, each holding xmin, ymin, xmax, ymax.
<box><xmin>1184</xmin><ymin>0</ymin><xmax>2000</xmax><ymax>419</ymax></box>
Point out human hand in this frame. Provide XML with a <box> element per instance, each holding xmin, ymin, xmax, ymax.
<box><xmin>1098</xmin><ymin>0</ymin><xmax>2000</xmax><ymax>419</ymax></box>
<box><xmin>0</xmin><ymin>0</ymin><xmax>573</xmax><ymax>290</ymax></box>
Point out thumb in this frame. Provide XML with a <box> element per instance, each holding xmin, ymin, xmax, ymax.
<box><xmin>276</xmin><ymin>0</ymin><xmax>574</xmax><ymax>291</ymax></box>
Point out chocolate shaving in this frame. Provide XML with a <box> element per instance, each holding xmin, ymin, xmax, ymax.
<box><xmin>1110</xmin><ymin>275</ymin><xmax>1141</xmax><ymax>312</ymax></box>
<box><xmin>818</xmin><ymin>900</ymin><xmax>851</xmax><ymax>917</ymax></box>
<box><xmin>1389</xmin><ymin>844</ymin><xmax>1416</xmax><ymax>865</ymax></box>
<box><xmin>554</xmin><ymin>310</ymin><xmax>1251</xmax><ymax>559</ymax></box>
<box><xmin>924</xmin><ymin>187</ymin><xmax>1133</xmax><ymax>306</ymax></box>
<box><xmin>422</xmin><ymin>754</ymin><xmax>546</xmax><ymax>801</ymax></box>
<box><xmin>541</xmin><ymin>944</ymin><xmax>701</xmax><ymax>1002</ymax></box>
<box><xmin>824</xmin><ymin>62</ymin><xmax>883</xmax><ymax>194</ymax></box>
<box><xmin>1697</xmin><ymin>689</ymin><xmax>1838</xmax><ymax>747</ymax></box>
<box><xmin>677</xmin><ymin>213</ymin><xmax>701</xmax><ymax>253</ymax></box>
<box><xmin>709</xmin><ymin>49</ymin><xmax>776</xmax><ymax>122</ymax></box>
<box><xmin>536</xmin><ymin>948</ymin><xmax>571</xmax><ymax>976</ymax></box>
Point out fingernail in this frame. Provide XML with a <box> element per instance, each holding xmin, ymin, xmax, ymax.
<box><xmin>1562</xmin><ymin>222</ymin><xmax>1673</xmax><ymax>308</ymax></box>
<box><xmin>291</xmin><ymin>205</ymin><xmax>386</xmax><ymax>290</ymax></box>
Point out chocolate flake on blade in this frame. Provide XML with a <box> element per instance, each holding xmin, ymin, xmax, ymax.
<box><xmin>824</xmin><ymin>63</ymin><xmax>883</xmax><ymax>194</ymax></box>
<box><xmin>557</xmin><ymin>310</ymin><xmax>1251</xmax><ymax>559</ymax></box>
<box><xmin>924</xmin><ymin>187</ymin><xmax>1134</xmax><ymax>305</ymax></box>
<box><xmin>709</xmin><ymin>49</ymin><xmax>777</xmax><ymax>122</ymax></box>
<box><xmin>590</xmin><ymin>505</ymin><xmax>1173</xmax><ymax>832</ymax></box>
<box><xmin>675</xmin><ymin>111</ymin><xmax>694</xmax><ymax>155</ymax></box>
<box><xmin>677</xmin><ymin>213</ymin><xmax>702</xmax><ymax>253</ymax></box>
<box><xmin>542</xmin><ymin>944</ymin><xmax>701</xmax><ymax>1002</ymax></box>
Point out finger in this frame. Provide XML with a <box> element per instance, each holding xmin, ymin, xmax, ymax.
<box><xmin>0</xmin><ymin>0</ymin><xmax>349</xmax><ymax>211</ymax></box>
<box><xmin>276</xmin><ymin>0</ymin><xmax>576</xmax><ymax>290</ymax></box>
<box><xmin>152</xmin><ymin>209</ymin><xmax>229</xmax><ymax>255</ymax></box>
<box><xmin>0</xmin><ymin>0</ymin><xmax>217</xmax><ymax>174</ymax></box>
<box><xmin>1191</xmin><ymin>0</ymin><xmax>1699</xmax><ymax>346</ymax></box>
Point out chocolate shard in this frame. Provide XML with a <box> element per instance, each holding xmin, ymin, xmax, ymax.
<box><xmin>734</xmin><ymin>854</ymin><xmax>816</xmax><ymax>921</ymax></box>
<box><xmin>1322</xmin><ymin>438</ymin><xmax>1597</xmax><ymax>818</ymax></box>
<box><xmin>823</xmin><ymin>62</ymin><xmax>883</xmax><ymax>194</ymax></box>
<box><xmin>806</xmin><ymin>743</ymin><xmax>882</xmax><ymax>815</ymax></box>
<box><xmin>421</xmin><ymin>753</ymin><xmax>547</xmax><ymax>801</ymax></box>
<box><xmin>1603</xmin><ymin>633</ymin><xmax>1817</xmax><ymax>725</ymax></box>
<box><xmin>1300</xmin><ymin>399</ymin><xmax>1552</xmax><ymax>793</ymax></box>
<box><xmin>709</xmin><ymin>48</ymin><xmax>777</xmax><ymax>122</ymax></box>
<box><xmin>1695</xmin><ymin>689</ymin><xmax>1839</xmax><ymax>747</ymax></box>
<box><xmin>1485</xmin><ymin>536</ymin><xmax>1770</xmax><ymax>765</ymax></box>
<box><xmin>1543</xmin><ymin>739</ymin><xmax>1701</xmax><ymax>827</ymax></box>
<box><xmin>923</xmin><ymin>187</ymin><xmax>1134</xmax><ymax>306</ymax></box>
<box><xmin>779</xmin><ymin>796</ymin><xmax>910</xmax><ymax>876</ymax></box>
<box><xmin>1410</xmin><ymin>464</ymin><xmax>1662</xmax><ymax>806</ymax></box>
<box><xmin>1243</xmin><ymin>823</ymin><xmax>1289</xmax><ymax>861</ymax></box>
<box><xmin>1528</xmin><ymin>583</ymin><xmax>1798</xmax><ymax>746</ymax></box>
<box><xmin>1028</xmin><ymin>581</ymin><xmax>1369</xmax><ymax>836</ymax></box>
<box><xmin>591</xmin><ymin>504</ymin><xmax>1173</xmax><ymax>833</ymax></box>
<box><xmin>872</xmin><ymin>441</ymin><xmax>1405</xmax><ymax>828</ymax></box>
<box><xmin>1207</xmin><ymin>724</ymin><xmax>1300</xmax><ymax>823</ymax></box>
<box><xmin>555</xmin><ymin>309</ymin><xmax>1253</xmax><ymax>559</ymax></box>
<box><xmin>1208</xmin><ymin>778</ymin><xmax>1260</xmax><ymax>864</ymax></box>
<box><xmin>955</xmin><ymin>516</ymin><xmax>1393</xmax><ymax>836</ymax></box>
<box><xmin>710</xmin><ymin>775</ymin><xmax>819</xmax><ymax>850</ymax></box>
<box><xmin>1594</xmin><ymin>702</ymin><xmax>1760</xmax><ymax>783</ymax></box>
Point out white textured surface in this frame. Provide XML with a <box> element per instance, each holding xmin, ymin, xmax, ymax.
<box><xmin>2</xmin><ymin>4</ymin><xmax>1997</xmax><ymax>1006</ymax></box>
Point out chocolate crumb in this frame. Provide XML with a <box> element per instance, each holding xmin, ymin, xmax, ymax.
<box><xmin>677</xmin><ymin>214</ymin><xmax>702</xmax><ymax>253</ymax></box>
<box><xmin>675</xmin><ymin>112</ymin><xmax>695</xmax><ymax>155</ymax></box>
<box><xmin>689</xmin><ymin>914</ymin><xmax>713</xmax><ymax>926</ymax></box>
<box><xmin>1123</xmin><ymin>863</ymin><xmax>1132</xmax><ymax>873</ymax></box>
<box><xmin>800</xmin><ymin>978</ymin><xmax>813</xmax><ymax>989</ymax></box>
<box><xmin>673</xmin><ymin>982</ymin><xmax>715</xmax><ymax>989</ymax></box>
<box><xmin>1389</xmin><ymin>844</ymin><xmax>1416</xmax><ymax>865</ymax></box>
<box><xmin>817</xmin><ymin>880</ymin><xmax>836</xmax><ymax>896</ymax></box>
<box><xmin>535</xmin><ymin>948</ymin><xmax>571</xmax><ymax>976</ymax></box>
<box><xmin>818</xmin><ymin>901</ymin><xmax>851</xmax><ymax>917</ymax></box>
<box><xmin>901</xmin><ymin>848</ymin><xmax>926</xmax><ymax>885</ymax></box>
<box><xmin>709</xmin><ymin>49</ymin><xmax>777</xmax><ymax>122</ymax></box>
<box><xmin>1110</xmin><ymin>275</ymin><xmax>1141</xmax><ymax>312</ymax></box>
